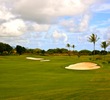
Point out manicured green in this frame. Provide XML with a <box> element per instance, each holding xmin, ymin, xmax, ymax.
<box><xmin>0</xmin><ymin>55</ymin><xmax>110</xmax><ymax>100</ymax></box>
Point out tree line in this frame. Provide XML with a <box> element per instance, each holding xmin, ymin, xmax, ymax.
<box><xmin>0</xmin><ymin>43</ymin><xmax>26</xmax><ymax>55</ymax></box>
<box><xmin>0</xmin><ymin>33</ymin><xmax>110</xmax><ymax>56</ymax></box>
<box><xmin>66</xmin><ymin>33</ymin><xmax>110</xmax><ymax>55</ymax></box>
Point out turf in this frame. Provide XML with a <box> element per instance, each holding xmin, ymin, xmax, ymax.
<box><xmin>0</xmin><ymin>55</ymin><xmax>110</xmax><ymax>100</ymax></box>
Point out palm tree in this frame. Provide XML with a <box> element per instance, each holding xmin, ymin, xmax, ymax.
<box><xmin>101</xmin><ymin>41</ymin><xmax>109</xmax><ymax>51</ymax></box>
<box><xmin>66</xmin><ymin>43</ymin><xmax>70</xmax><ymax>50</ymax></box>
<box><xmin>72</xmin><ymin>44</ymin><xmax>75</xmax><ymax>55</ymax></box>
<box><xmin>66</xmin><ymin>43</ymin><xmax>71</xmax><ymax>56</ymax></box>
<box><xmin>72</xmin><ymin>44</ymin><xmax>75</xmax><ymax>50</ymax></box>
<box><xmin>88</xmin><ymin>33</ymin><xmax>99</xmax><ymax>60</ymax></box>
<box><xmin>101</xmin><ymin>41</ymin><xmax>110</xmax><ymax>60</ymax></box>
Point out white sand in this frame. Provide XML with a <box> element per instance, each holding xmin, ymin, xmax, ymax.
<box><xmin>40</xmin><ymin>60</ymin><xmax>50</xmax><ymax>62</ymax></box>
<box><xmin>26</xmin><ymin>57</ymin><xmax>43</xmax><ymax>60</ymax></box>
<box><xmin>65</xmin><ymin>62</ymin><xmax>100</xmax><ymax>70</ymax></box>
<box><xmin>26</xmin><ymin>57</ymin><xmax>50</xmax><ymax>62</ymax></box>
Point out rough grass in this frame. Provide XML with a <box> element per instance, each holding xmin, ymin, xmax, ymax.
<box><xmin>0</xmin><ymin>55</ymin><xmax>110</xmax><ymax>100</ymax></box>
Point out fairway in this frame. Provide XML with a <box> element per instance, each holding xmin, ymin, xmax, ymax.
<box><xmin>0</xmin><ymin>55</ymin><xmax>110</xmax><ymax>100</ymax></box>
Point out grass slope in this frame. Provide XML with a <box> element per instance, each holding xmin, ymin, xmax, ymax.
<box><xmin>0</xmin><ymin>55</ymin><xmax>110</xmax><ymax>100</ymax></box>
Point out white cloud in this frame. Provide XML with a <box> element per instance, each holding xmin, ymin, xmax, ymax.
<box><xmin>52</xmin><ymin>30</ymin><xmax>68</xmax><ymax>43</ymax></box>
<box><xmin>79</xmin><ymin>14</ymin><xmax>90</xmax><ymax>32</ymax></box>
<box><xmin>0</xmin><ymin>0</ymin><xmax>99</xmax><ymax>37</ymax></box>
<box><xmin>94</xmin><ymin>3</ymin><xmax>110</xmax><ymax>12</ymax></box>
<box><xmin>10</xmin><ymin>0</ymin><xmax>97</xmax><ymax>24</ymax></box>
<box><xmin>32</xmin><ymin>23</ymin><xmax>50</xmax><ymax>32</ymax></box>
<box><xmin>0</xmin><ymin>5</ymin><xmax>15</xmax><ymax>21</ymax></box>
<box><xmin>0</xmin><ymin>19</ymin><xmax>50</xmax><ymax>37</ymax></box>
<box><xmin>0</xmin><ymin>19</ymin><xmax>26</xmax><ymax>36</ymax></box>
<box><xmin>59</xmin><ymin>13</ymin><xmax>90</xmax><ymax>32</ymax></box>
<box><xmin>60</xmin><ymin>19</ymin><xmax>76</xmax><ymax>32</ymax></box>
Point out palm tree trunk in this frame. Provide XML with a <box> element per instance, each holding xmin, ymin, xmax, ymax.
<box><xmin>104</xmin><ymin>48</ymin><xmax>106</xmax><ymax>60</ymax></box>
<box><xmin>93</xmin><ymin>43</ymin><xmax>95</xmax><ymax>60</ymax></box>
<box><xmin>69</xmin><ymin>47</ymin><xmax>71</xmax><ymax>56</ymax></box>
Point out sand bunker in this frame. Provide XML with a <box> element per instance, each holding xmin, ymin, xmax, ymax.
<box><xmin>26</xmin><ymin>57</ymin><xmax>43</xmax><ymax>61</ymax></box>
<box><xmin>26</xmin><ymin>57</ymin><xmax>50</xmax><ymax>62</ymax></box>
<box><xmin>40</xmin><ymin>60</ymin><xmax>50</xmax><ymax>62</ymax></box>
<box><xmin>65</xmin><ymin>62</ymin><xmax>100</xmax><ymax>70</ymax></box>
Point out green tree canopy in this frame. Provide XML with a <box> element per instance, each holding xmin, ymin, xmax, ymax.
<box><xmin>101</xmin><ymin>41</ymin><xmax>110</xmax><ymax>51</ymax></box>
<box><xmin>0</xmin><ymin>42</ymin><xmax>13</xmax><ymax>55</ymax></box>
<box><xmin>16</xmin><ymin>45</ymin><xmax>26</xmax><ymax>55</ymax></box>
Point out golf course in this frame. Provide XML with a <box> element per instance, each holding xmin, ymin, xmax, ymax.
<box><xmin>0</xmin><ymin>0</ymin><xmax>110</xmax><ymax>99</ymax></box>
<box><xmin>0</xmin><ymin>55</ymin><xmax>110</xmax><ymax>100</ymax></box>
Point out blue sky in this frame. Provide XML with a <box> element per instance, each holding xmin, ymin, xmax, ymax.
<box><xmin>0</xmin><ymin>0</ymin><xmax>110</xmax><ymax>51</ymax></box>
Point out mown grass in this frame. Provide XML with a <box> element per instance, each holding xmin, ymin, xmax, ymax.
<box><xmin>0</xmin><ymin>55</ymin><xmax>110</xmax><ymax>100</ymax></box>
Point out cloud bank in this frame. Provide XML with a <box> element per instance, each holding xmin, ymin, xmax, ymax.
<box><xmin>0</xmin><ymin>0</ymin><xmax>98</xmax><ymax>36</ymax></box>
<box><xmin>0</xmin><ymin>0</ymin><xmax>110</xmax><ymax>50</ymax></box>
